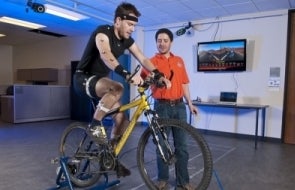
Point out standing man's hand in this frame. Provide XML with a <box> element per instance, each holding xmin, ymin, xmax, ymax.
<box><xmin>160</xmin><ymin>77</ymin><xmax>171</xmax><ymax>89</ymax></box>
<box><xmin>189</xmin><ymin>104</ymin><xmax>198</xmax><ymax>115</ymax></box>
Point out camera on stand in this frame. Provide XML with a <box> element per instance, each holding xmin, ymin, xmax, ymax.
<box><xmin>27</xmin><ymin>0</ymin><xmax>45</xmax><ymax>13</ymax></box>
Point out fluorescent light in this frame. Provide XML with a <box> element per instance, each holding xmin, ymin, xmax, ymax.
<box><xmin>45</xmin><ymin>4</ymin><xmax>89</xmax><ymax>21</ymax></box>
<box><xmin>0</xmin><ymin>33</ymin><xmax>6</xmax><ymax>37</ymax></box>
<box><xmin>0</xmin><ymin>16</ymin><xmax>45</xmax><ymax>29</ymax></box>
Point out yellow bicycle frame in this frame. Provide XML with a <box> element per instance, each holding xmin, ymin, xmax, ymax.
<box><xmin>111</xmin><ymin>86</ymin><xmax>151</xmax><ymax>156</ymax></box>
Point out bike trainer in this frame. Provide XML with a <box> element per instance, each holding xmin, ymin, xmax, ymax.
<box><xmin>48</xmin><ymin>156</ymin><xmax>120</xmax><ymax>190</ymax></box>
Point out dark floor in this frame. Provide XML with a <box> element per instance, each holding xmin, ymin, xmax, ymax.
<box><xmin>0</xmin><ymin>119</ymin><xmax>294</xmax><ymax>190</ymax></box>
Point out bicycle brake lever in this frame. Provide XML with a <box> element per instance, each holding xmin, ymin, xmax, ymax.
<box><xmin>126</xmin><ymin>65</ymin><xmax>141</xmax><ymax>83</ymax></box>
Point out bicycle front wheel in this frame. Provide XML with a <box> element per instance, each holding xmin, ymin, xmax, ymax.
<box><xmin>137</xmin><ymin>118</ymin><xmax>213</xmax><ymax>190</ymax></box>
<box><xmin>59</xmin><ymin>122</ymin><xmax>101</xmax><ymax>188</ymax></box>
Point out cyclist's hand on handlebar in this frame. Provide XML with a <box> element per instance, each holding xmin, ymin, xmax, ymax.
<box><xmin>151</xmin><ymin>69</ymin><xmax>171</xmax><ymax>89</ymax></box>
<box><xmin>152</xmin><ymin>69</ymin><xmax>164</xmax><ymax>81</ymax></box>
<box><xmin>125</xmin><ymin>65</ymin><xmax>143</xmax><ymax>85</ymax></box>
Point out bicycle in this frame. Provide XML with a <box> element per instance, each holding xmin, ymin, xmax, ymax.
<box><xmin>59</xmin><ymin>65</ymin><xmax>213</xmax><ymax>189</ymax></box>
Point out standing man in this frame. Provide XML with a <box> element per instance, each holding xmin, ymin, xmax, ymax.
<box><xmin>73</xmin><ymin>3</ymin><xmax>169</xmax><ymax>177</ymax></box>
<box><xmin>141</xmin><ymin>28</ymin><xmax>198</xmax><ymax>190</ymax></box>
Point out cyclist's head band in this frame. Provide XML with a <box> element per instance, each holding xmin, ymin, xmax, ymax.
<box><xmin>119</xmin><ymin>14</ymin><xmax>138</xmax><ymax>22</ymax></box>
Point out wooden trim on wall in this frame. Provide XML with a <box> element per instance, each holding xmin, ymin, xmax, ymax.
<box><xmin>282</xmin><ymin>9</ymin><xmax>295</xmax><ymax>144</ymax></box>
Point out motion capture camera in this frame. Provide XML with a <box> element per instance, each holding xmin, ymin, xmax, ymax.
<box><xmin>176</xmin><ymin>28</ymin><xmax>186</xmax><ymax>36</ymax></box>
<box><xmin>176</xmin><ymin>22</ymin><xmax>192</xmax><ymax>36</ymax></box>
<box><xmin>27</xmin><ymin>1</ymin><xmax>45</xmax><ymax>13</ymax></box>
<box><xmin>32</xmin><ymin>3</ymin><xmax>45</xmax><ymax>13</ymax></box>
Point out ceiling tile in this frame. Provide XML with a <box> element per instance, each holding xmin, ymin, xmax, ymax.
<box><xmin>215</xmin><ymin>0</ymin><xmax>252</xmax><ymax>6</ymax></box>
<box><xmin>223</xmin><ymin>1</ymin><xmax>259</xmax><ymax>15</ymax></box>
<box><xmin>181</xmin><ymin>0</ymin><xmax>220</xmax><ymax>9</ymax></box>
<box><xmin>196</xmin><ymin>6</ymin><xmax>230</xmax><ymax>18</ymax></box>
<box><xmin>252</xmin><ymin>0</ymin><xmax>291</xmax><ymax>11</ymax></box>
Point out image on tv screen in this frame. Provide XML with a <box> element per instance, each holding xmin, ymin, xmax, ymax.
<box><xmin>197</xmin><ymin>39</ymin><xmax>246</xmax><ymax>72</ymax></box>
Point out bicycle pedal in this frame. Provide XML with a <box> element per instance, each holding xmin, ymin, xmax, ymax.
<box><xmin>116</xmin><ymin>162</ymin><xmax>131</xmax><ymax>178</ymax></box>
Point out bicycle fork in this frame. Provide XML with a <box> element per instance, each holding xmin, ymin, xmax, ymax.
<box><xmin>145</xmin><ymin>110</ymin><xmax>177</xmax><ymax>165</ymax></box>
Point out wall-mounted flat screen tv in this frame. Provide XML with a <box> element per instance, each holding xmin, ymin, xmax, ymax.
<box><xmin>197</xmin><ymin>39</ymin><xmax>247</xmax><ymax>72</ymax></box>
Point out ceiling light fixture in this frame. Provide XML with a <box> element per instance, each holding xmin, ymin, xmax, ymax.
<box><xmin>0</xmin><ymin>16</ymin><xmax>45</xmax><ymax>29</ymax></box>
<box><xmin>44</xmin><ymin>4</ymin><xmax>89</xmax><ymax>21</ymax></box>
<box><xmin>0</xmin><ymin>33</ymin><xmax>6</xmax><ymax>37</ymax></box>
<box><xmin>45</xmin><ymin>0</ymin><xmax>112</xmax><ymax>23</ymax></box>
<box><xmin>26</xmin><ymin>1</ymin><xmax>88</xmax><ymax>21</ymax></box>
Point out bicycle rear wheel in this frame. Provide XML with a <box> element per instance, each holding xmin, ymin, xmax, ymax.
<box><xmin>137</xmin><ymin>118</ymin><xmax>213</xmax><ymax>190</ymax></box>
<box><xmin>59</xmin><ymin>122</ymin><xmax>101</xmax><ymax>188</ymax></box>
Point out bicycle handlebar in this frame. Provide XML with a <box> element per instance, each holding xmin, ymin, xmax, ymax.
<box><xmin>126</xmin><ymin>65</ymin><xmax>141</xmax><ymax>83</ymax></box>
<box><xmin>127</xmin><ymin>65</ymin><xmax>172</xmax><ymax>90</ymax></box>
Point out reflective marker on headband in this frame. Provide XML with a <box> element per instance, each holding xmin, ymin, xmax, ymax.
<box><xmin>119</xmin><ymin>14</ymin><xmax>138</xmax><ymax>22</ymax></box>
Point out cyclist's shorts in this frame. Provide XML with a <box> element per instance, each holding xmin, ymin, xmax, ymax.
<box><xmin>73</xmin><ymin>72</ymin><xmax>100</xmax><ymax>100</ymax></box>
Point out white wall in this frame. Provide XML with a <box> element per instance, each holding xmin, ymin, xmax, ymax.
<box><xmin>12</xmin><ymin>36</ymin><xmax>89</xmax><ymax>85</ymax></box>
<box><xmin>143</xmin><ymin>10</ymin><xmax>288</xmax><ymax>139</ymax></box>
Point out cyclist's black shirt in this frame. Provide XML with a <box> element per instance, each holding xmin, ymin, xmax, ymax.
<box><xmin>76</xmin><ymin>25</ymin><xmax>135</xmax><ymax>77</ymax></box>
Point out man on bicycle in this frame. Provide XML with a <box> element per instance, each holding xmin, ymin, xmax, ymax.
<box><xmin>73</xmin><ymin>2</ymin><xmax>170</xmax><ymax>177</ymax></box>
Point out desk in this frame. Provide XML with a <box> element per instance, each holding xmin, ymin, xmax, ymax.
<box><xmin>191</xmin><ymin>101</ymin><xmax>269</xmax><ymax>149</ymax></box>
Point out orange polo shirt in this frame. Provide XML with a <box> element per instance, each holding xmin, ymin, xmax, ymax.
<box><xmin>142</xmin><ymin>52</ymin><xmax>189</xmax><ymax>100</ymax></box>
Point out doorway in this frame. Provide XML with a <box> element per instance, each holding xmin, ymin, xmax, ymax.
<box><xmin>282</xmin><ymin>9</ymin><xmax>295</xmax><ymax>144</ymax></box>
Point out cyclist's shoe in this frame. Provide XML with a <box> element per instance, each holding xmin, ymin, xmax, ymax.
<box><xmin>89</xmin><ymin>126</ymin><xmax>108</xmax><ymax>144</ymax></box>
<box><xmin>155</xmin><ymin>180</ymin><xmax>169</xmax><ymax>190</ymax></box>
<box><xmin>116</xmin><ymin>161</ymin><xmax>131</xmax><ymax>178</ymax></box>
<box><xmin>175</xmin><ymin>183</ymin><xmax>196</xmax><ymax>190</ymax></box>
